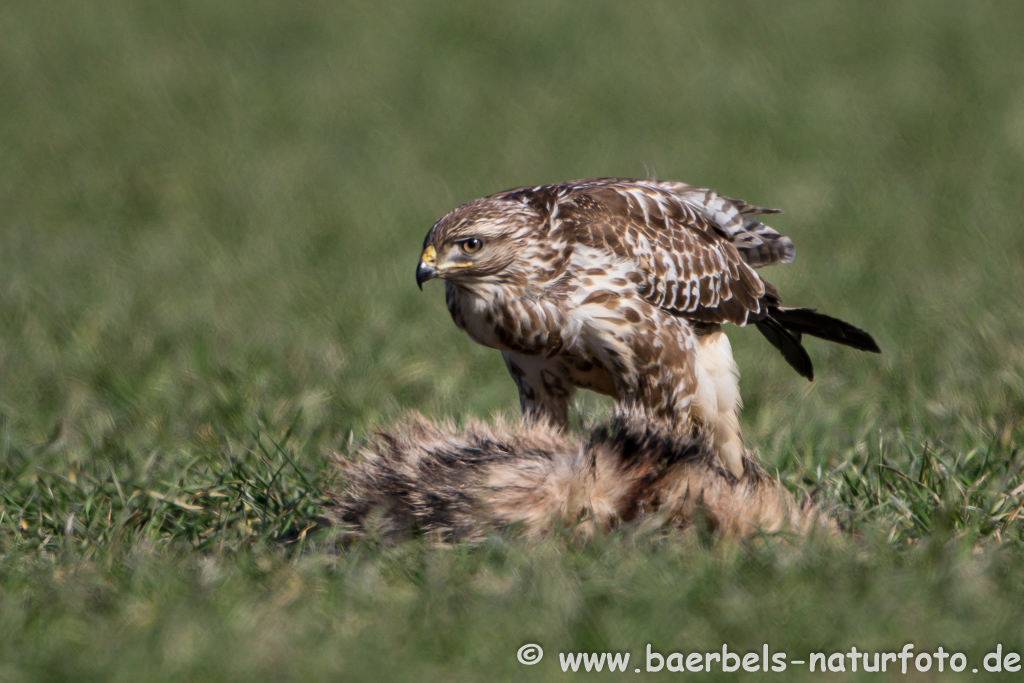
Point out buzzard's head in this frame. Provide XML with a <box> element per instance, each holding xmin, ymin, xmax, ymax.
<box><xmin>416</xmin><ymin>197</ymin><xmax>536</xmax><ymax>290</ymax></box>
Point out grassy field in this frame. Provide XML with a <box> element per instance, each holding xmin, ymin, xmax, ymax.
<box><xmin>2</xmin><ymin>1</ymin><xmax>1024</xmax><ymax>680</ymax></box>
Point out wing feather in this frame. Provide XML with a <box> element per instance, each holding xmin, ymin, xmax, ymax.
<box><xmin>548</xmin><ymin>180</ymin><xmax>770</xmax><ymax>326</ymax></box>
<box><xmin>501</xmin><ymin>177</ymin><xmax>794</xmax><ymax>268</ymax></box>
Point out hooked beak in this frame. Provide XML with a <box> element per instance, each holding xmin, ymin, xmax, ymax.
<box><xmin>416</xmin><ymin>245</ymin><xmax>438</xmax><ymax>290</ymax></box>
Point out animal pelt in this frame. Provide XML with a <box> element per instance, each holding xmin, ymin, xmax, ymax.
<box><xmin>324</xmin><ymin>410</ymin><xmax>835</xmax><ymax>543</ymax></box>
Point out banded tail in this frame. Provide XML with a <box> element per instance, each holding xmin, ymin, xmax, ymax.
<box><xmin>756</xmin><ymin>306</ymin><xmax>881</xmax><ymax>381</ymax></box>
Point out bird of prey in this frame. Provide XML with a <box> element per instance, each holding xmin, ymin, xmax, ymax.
<box><xmin>415</xmin><ymin>178</ymin><xmax>880</xmax><ymax>477</ymax></box>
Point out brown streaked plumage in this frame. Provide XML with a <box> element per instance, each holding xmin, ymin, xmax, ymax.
<box><xmin>416</xmin><ymin>178</ymin><xmax>880</xmax><ymax>477</ymax></box>
<box><xmin>325</xmin><ymin>410</ymin><xmax>836</xmax><ymax>542</ymax></box>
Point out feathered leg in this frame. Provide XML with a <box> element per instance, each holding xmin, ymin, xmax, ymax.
<box><xmin>501</xmin><ymin>351</ymin><xmax>574</xmax><ymax>427</ymax></box>
<box><xmin>693</xmin><ymin>327</ymin><xmax>745</xmax><ymax>478</ymax></box>
<box><xmin>616</xmin><ymin>314</ymin><xmax>746</xmax><ymax>479</ymax></box>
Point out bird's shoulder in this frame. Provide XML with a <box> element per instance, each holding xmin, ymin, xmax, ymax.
<box><xmin>541</xmin><ymin>179</ymin><xmax>770</xmax><ymax>325</ymax></box>
<box><xmin>492</xmin><ymin>178</ymin><xmax>794</xmax><ymax>270</ymax></box>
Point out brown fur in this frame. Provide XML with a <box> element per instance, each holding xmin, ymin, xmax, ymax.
<box><xmin>325</xmin><ymin>410</ymin><xmax>835</xmax><ymax>543</ymax></box>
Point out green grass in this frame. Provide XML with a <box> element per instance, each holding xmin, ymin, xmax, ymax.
<box><xmin>2</xmin><ymin>1</ymin><xmax>1024</xmax><ymax>680</ymax></box>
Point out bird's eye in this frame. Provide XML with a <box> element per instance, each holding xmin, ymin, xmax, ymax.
<box><xmin>460</xmin><ymin>238</ymin><xmax>483</xmax><ymax>254</ymax></box>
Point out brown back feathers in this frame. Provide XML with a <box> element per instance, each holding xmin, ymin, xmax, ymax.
<box><xmin>325</xmin><ymin>411</ymin><xmax>834</xmax><ymax>542</ymax></box>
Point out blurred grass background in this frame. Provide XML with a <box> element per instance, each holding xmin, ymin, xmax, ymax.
<box><xmin>2</xmin><ymin>1</ymin><xmax>1024</xmax><ymax>680</ymax></box>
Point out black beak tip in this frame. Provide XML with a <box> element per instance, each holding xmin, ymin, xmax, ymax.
<box><xmin>416</xmin><ymin>263</ymin><xmax>435</xmax><ymax>290</ymax></box>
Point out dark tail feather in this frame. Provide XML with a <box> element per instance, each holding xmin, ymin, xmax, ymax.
<box><xmin>768</xmin><ymin>306</ymin><xmax>881</xmax><ymax>354</ymax></box>
<box><xmin>755</xmin><ymin>316</ymin><xmax>814</xmax><ymax>380</ymax></box>
<box><xmin>756</xmin><ymin>306</ymin><xmax>881</xmax><ymax>381</ymax></box>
